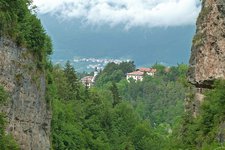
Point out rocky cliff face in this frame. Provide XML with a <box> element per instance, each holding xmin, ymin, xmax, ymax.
<box><xmin>0</xmin><ymin>38</ymin><xmax>51</xmax><ymax>150</ymax></box>
<box><xmin>188</xmin><ymin>0</ymin><xmax>225</xmax><ymax>88</ymax></box>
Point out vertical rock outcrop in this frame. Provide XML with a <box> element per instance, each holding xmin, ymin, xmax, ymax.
<box><xmin>188</xmin><ymin>0</ymin><xmax>225</xmax><ymax>87</ymax></box>
<box><xmin>0</xmin><ymin>38</ymin><xmax>51</xmax><ymax>150</ymax></box>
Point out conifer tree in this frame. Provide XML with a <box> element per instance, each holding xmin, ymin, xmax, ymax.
<box><xmin>110</xmin><ymin>82</ymin><xmax>121</xmax><ymax>107</ymax></box>
<box><xmin>64</xmin><ymin>61</ymin><xmax>80</xmax><ymax>100</ymax></box>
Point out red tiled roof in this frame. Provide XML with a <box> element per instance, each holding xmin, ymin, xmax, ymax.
<box><xmin>81</xmin><ymin>76</ymin><xmax>94</xmax><ymax>83</ymax></box>
<box><xmin>127</xmin><ymin>71</ymin><xmax>144</xmax><ymax>76</ymax></box>
<box><xmin>138</xmin><ymin>68</ymin><xmax>157</xmax><ymax>73</ymax></box>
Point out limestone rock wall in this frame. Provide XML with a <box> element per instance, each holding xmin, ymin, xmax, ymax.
<box><xmin>0</xmin><ymin>38</ymin><xmax>51</xmax><ymax>150</ymax></box>
<box><xmin>188</xmin><ymin>0</ymin><xmax>225</xmax><ymax>87</ymax></box>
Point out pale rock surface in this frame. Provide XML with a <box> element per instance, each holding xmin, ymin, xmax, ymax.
<box><xmin>188</xmin><ymin>0</ymin><xmax>225</xmax><ymax>87</ymax></box>
<box><xmin>0</xmin><ymin>38</ymin><xmax>51</xmax><ymax>150</ymax></box>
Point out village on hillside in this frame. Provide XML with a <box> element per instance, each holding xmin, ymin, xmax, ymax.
<box><xmin>126</xmin><ymin>68</ymin><xmax>157</xmax><ymax>82</ymax></box>
<box><xmin>81</xmin><ymin>67</ymin><xmax>157</xmax><ymax>87</ymax></box>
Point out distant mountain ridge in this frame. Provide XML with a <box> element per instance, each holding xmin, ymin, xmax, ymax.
<box><xmin>39</xmin><ymin>14</ymin><xmax>196</xmax><ymax>70</ymax></box>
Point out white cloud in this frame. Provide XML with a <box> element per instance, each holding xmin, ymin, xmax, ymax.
<box><xmin>33</xmin><ymin>0</ymin><xmax>201</xmax><ymax>28</ymax></box>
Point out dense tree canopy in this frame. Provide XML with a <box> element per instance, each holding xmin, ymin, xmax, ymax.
<box><xmin>50</xmin><ymin>62</ymin><xmax>191</xmax><ymax>149</ymax></box>
<box><xmin>95</xmin><ymin>61</ymin><xmax>135</xmax><ymax>86</ymax></box>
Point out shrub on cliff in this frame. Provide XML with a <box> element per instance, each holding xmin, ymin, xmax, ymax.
<box><xmin>176</xmin><ymin>80</ymin><xmax>225</xmax><ymax>149</ymax></box>
<box><xmin>0</xmin><ymin>0</ymin><xmax>52</xmax><ymax>69</ymax></box>
<box><xmin>0</xmin><ymin>86</ymin><xmax>19</xmax><ymax>150</ymax></box>
<box><xmin>0</xmin><ymin>86</ymin><xmax>7</xmax><ymax>104</ymax></box>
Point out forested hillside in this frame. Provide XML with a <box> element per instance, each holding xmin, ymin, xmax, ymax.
<box><xmin>50</xmin><ymin>61</ymin><xmax>190</xmax><ymax>149</ymax></box>
<box><xmin>49</xmin><ymin>0</ymin><xmax>225</xmax><ymax>148</ymax></box>
<box><xmin>50</xmin><ymin>61</ymin><xmax>225</xmax><ymax>149</ymax></box>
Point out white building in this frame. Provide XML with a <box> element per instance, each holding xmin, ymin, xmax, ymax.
<box><xmin>81</xmin><ymin>76</ymin><xmax>95</xmax><ymax>88</ymax></box>
<box><xmin>81</xmin><ymin>69</ymin><xmax>99</xmax><ymax>88</ymax></box>
<box><xmin>126</xmin><ymin>71</ymin><xmax>145</xmax><ymax>81</ymax></box>
<box><xmin>126</xmin><ymin>68</ymin><xmax>157</xmax><ymax>81</ymax></box>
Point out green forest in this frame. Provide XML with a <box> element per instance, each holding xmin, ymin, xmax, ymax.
<box><xmin>49</xmin><ymin>62</ymin><xmax>189</xmax><ymax>150</ymax></box>
<box><xmin>50</xmin><ymin>62</ymin><xmax>225</xmax><ymax>150</ymax></box>
<box><xmin>1</xmin><ymin>0</ymin><xmax>225</xmax><ymax>150</ymax></box>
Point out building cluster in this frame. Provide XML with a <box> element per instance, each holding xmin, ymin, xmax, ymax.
<box><xmin>74</xmin><ymin>57</ymin><xmax>130</xmax><ymax>64</ymax></box>
<box><xmin>126</xmin><ymin>68</ymin><xmax>157</xmax><ymax>81</ymax></box>
<box><xmin>81</xmin><ymin>70</ymin><xmax>98</xmax><ymax>88</ymax></box>
<box><xmin>73</xmin><ymin>58</ymin><xmax>132</xmax><ymax>71</ymax></box>
<box><xmin>81</xmin><ymin>67</ymin><xmax>157</xmax><ymax>88</ymax></box>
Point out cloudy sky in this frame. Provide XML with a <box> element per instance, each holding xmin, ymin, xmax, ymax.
<box><xmin>33</xmin><ymin>0</ymin><xmax>201</xmax><ymax>71</ymax></box>
<box><xmin>33</xmin><ymin>0</ymin><xmax>201</xmax><ymax>28</ymax></box>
